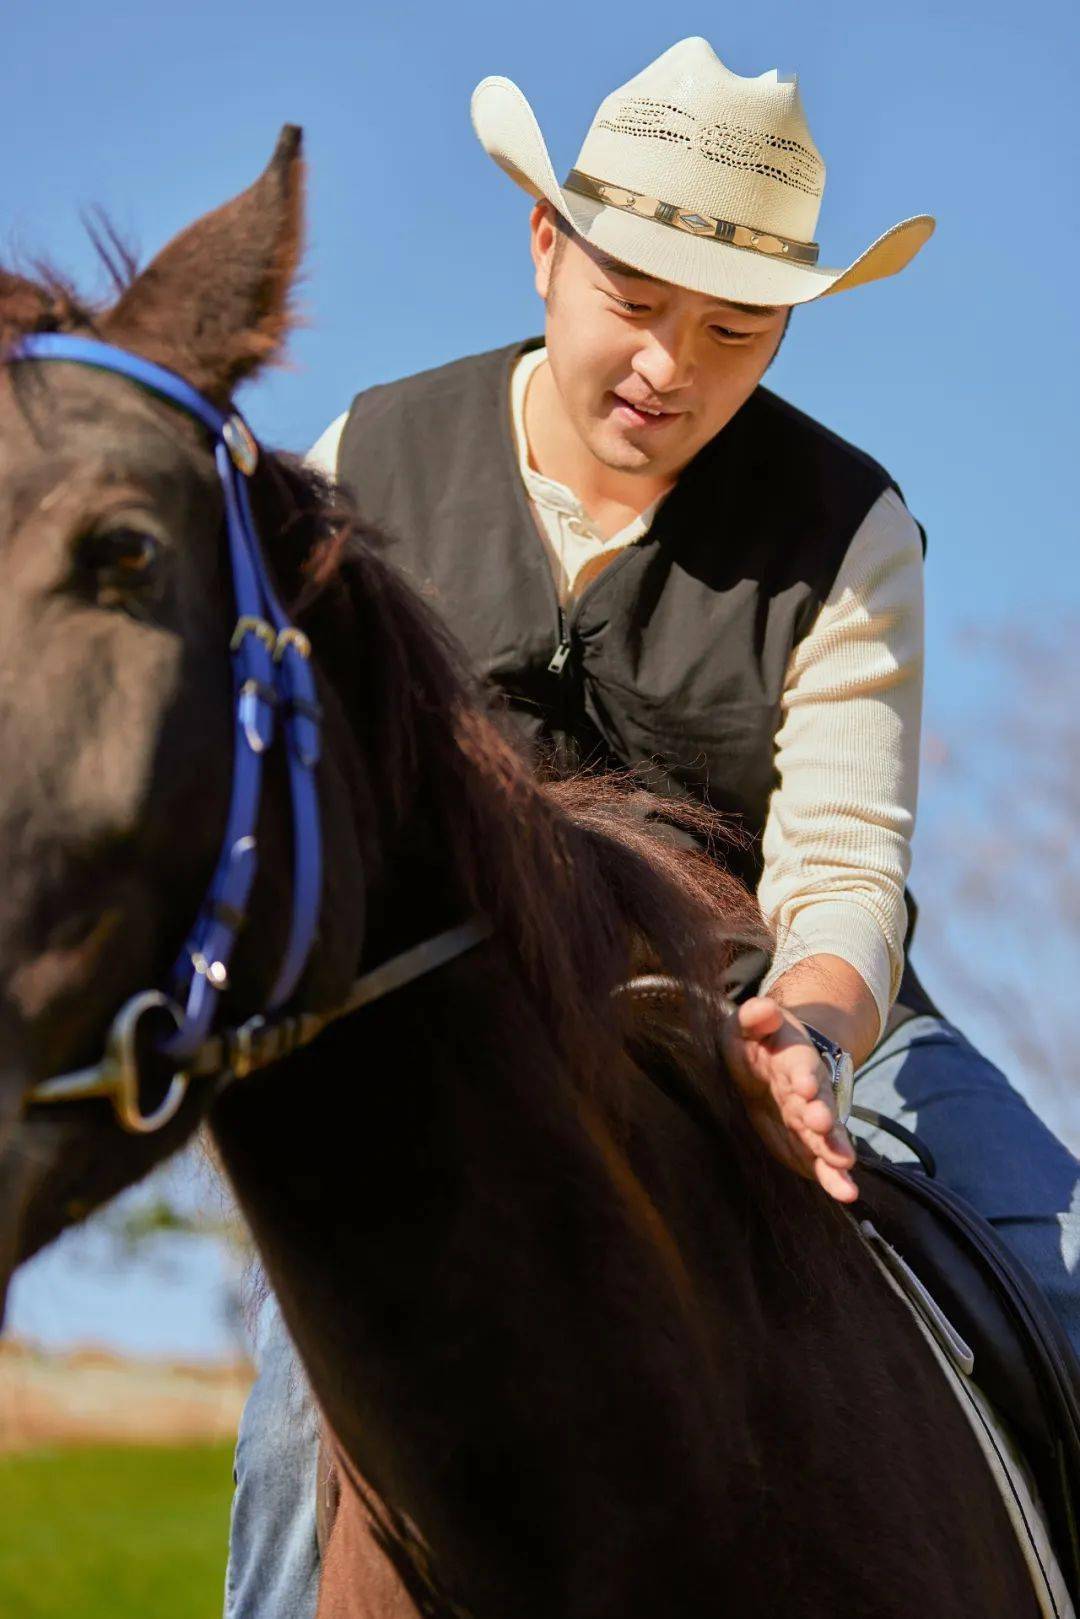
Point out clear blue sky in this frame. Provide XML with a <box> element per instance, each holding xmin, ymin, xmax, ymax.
<box><xmin>5</xmin><ymin>0</ymin><xmax>1079</xmax><ymax>1356</ymax></box>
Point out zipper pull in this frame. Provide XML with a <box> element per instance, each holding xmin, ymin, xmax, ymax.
<box><xmin>547</xmin><ymin>637</ymin><xmax>572</xmax><ymax>675</ymax></box>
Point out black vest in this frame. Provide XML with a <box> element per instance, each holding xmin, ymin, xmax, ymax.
<box><xmin>338</xmin><ymin>339</ymin><xmax>935</xmax><ymax>1016</ymax></box>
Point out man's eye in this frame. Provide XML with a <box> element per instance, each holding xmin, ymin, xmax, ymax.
<box><xmin>609</xmin><ymin>294</ymin><xmax>650</xmax><ymax>315</ymax></box>
<box><xmin>712</xmin><ymin>326</ymin><xmax>755</xmax><ymax>343</ymax></box>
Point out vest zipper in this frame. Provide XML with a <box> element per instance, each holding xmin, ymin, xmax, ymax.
<box><xmin>546</xmin><ymin>542</ymin><xmax>647</xmax><ymax>677</ymax></box>
<box><xmin>547</xmin><ymin>613</ymin><xmax>572</xmax><ymax>675</ymax></box>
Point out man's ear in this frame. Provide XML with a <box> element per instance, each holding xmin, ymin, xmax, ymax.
<box><xmin>103</xmin><ymin>125</ymin><xmax>305</xmax><ymax>405</ymax></box>
<box><xmin>530</xmin><ymin>201</ymin><xmax>560</xmax><ymax>302</ymax></box>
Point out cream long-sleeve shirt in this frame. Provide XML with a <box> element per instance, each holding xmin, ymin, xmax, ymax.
<box><xmin>308</xmin><ymin>349</ymin><xmax>924</xmax><ymax>1040</ymax></box>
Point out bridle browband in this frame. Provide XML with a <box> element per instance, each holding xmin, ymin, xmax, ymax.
<box><xmin>6</xmin><ymin>334</ymin><xmax>493</xmax><ymax>1132</ymax></box>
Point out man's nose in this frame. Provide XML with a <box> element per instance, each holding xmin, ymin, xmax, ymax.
<box><xmin>632</xmin><ymin>316</ymin><xmax>697</xmax><ymax>395</ymax></box>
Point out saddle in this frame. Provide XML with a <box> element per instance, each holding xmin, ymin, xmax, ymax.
<box><xmin>854</xmin><ymin>1146</ymin><xmax>1080</xmax><ymax>1605</ymax></box>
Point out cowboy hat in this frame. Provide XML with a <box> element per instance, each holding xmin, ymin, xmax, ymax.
<box><xmin>471</xmin><ymin>37</ymin><xmax>934</xmax><ymax>307</ymax></box>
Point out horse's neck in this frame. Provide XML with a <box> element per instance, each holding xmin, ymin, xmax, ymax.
<box><xmin>212</xmin><ymin>924</ymin><xmax>1049</xmax><ymax>1619</ymax></box>
<box><xmin>212</xmin><ymin>934</ymin><xmax>772</xmax><ymax>1615</ymax></box>
<box><xmin>210</xmin><ymin>572</ymin><xmax>1047</xmax><ymax>1619</ymax></box>
<box><xmin>218</xmin><ymin>565</ymin><xmax>832</xmax><ymax>1612</ymax></box>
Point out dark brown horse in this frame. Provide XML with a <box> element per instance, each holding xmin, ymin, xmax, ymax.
<box><xmin>0</xmin><ymin>130</ymin><xmax>1045</xmax><ymax>1618</ymax></box>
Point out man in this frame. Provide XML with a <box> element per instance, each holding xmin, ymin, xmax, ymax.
<box><xmin>224</xmin><ymin>39</ymin><xmax>1080</xmax><ymax>1618</ymax></box>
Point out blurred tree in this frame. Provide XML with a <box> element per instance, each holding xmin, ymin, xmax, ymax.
<box><xmin>913</xmin><ymin>616</ymin><xmax>1080</xmax><ymax>1151</ymax></box>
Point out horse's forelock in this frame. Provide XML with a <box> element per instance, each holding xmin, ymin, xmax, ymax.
<box><xmin>0</xmin><ymin>265</ymin><xmax>102</xmax><ymax>351</ymax></box>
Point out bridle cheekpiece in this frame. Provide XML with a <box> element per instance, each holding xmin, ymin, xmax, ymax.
<box><xmin>8</xmin><ymin>335</ymin><xmax>323</xmax><ymax>1130</ymax></box>
<box><xmin>7</xmin><ymin>335</ymin><xmax>497</xmax><ymax>1133</ymax></box>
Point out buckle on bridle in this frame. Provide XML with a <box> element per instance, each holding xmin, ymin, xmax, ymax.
<box><xmin>222</xmin><ymin>415</ymin><xmax>259</xmax><ymax>476</ymax></box>
<box><xmin>105</xmin><ymin>990</ymin><xmax>190</xmax><ymax>1135</ymax></box>
<box><xmin>230</xmin><ymin>615</ymin><xmax>276</xmax><ymax>653</ymax></box>
<box><xmin>227</xmin><ymin>1010</ymin><xmax>315</xmax><ymax>1081</ymax></box>
<box><xmin>229</xmin><ymin>1014</ymin><xmax>266</xmax><ymax>1081</ymax></box>
<box><xmin>273</xmin><ymin>626</ymin><xmax>311</xmax><ymax>662</ymax></box>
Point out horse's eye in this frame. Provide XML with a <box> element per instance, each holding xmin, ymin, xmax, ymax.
<box><xmin>79</xmin><ymin>524</ymin><xmax>162</xmax><ymax>590</ymax></box>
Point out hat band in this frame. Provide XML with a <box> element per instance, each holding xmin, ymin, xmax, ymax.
<box><xmin>563</xmin><ymin>169</ymin><xmax>820</xmax><ymax>267</ymax></box>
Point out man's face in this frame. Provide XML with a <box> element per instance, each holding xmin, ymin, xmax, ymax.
<box><xmin>531</xmin><ymin>204</ymin><xmax>790</xmax><ymax>482</ymax></box>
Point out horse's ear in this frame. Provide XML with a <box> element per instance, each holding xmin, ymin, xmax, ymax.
<box><xmin>103</xmin><ymin>125</ymin><xmax>305</xmax><ymax>404</ymax></box>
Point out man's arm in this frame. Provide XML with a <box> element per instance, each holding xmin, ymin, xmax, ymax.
<box><xmin>724</xmin><ymin>486</ymin><xmax>925</xmax><ymax>1200</ymax></box>
<box><xmin>757</xmin><ymin>484</ymin><xmax>925</xmax><ymax>1039</ymax></box>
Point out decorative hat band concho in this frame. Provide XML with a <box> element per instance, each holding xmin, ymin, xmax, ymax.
<box><xmin>562</xmin><ymin>169</ymin><xmax>821</xmax><ymax>266</ymax></box>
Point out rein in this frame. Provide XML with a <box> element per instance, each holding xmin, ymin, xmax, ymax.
<box><xmin>6</xmin><ymin>334</ymin><xmax>491</xmax><ymax>1133</ymax></box>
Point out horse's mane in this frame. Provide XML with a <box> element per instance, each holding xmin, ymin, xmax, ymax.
<box><xmin>260</xmin><ymin>453</ymin><xmax>771</xmax><ymax>1109</ymax></box>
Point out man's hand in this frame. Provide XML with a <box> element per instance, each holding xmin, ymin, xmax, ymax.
<box><xmin>721</xmin><ymin>996</ymin><xmax>858</xmax><ymax>1202</ymax></box>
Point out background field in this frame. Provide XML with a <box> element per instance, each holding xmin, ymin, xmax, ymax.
<box><xmin>0</xmin><ymin>1444</ymin><xmax>235</xmax><ymax>1619</ymax></box>
<box><xmin>0</xmin><ymin>1344</ymin><xmax>249</xmax><ymax>1617</ymax></box>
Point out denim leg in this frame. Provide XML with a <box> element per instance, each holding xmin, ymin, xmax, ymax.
<box><xmin>852</xmin><ymin>1014</ymin><xmax>1080</xmax><ymax>1359</ymax></box>
<box><xmin>224</xmin><ymin>1288</ymin><xmax>322</xmax><ymax>1619</ymax></box>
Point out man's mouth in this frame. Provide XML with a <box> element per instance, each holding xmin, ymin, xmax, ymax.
<box><xmin>610</xmin><ymin>392</ymin><xmax>682</xmax><ymax>430</ymax></box>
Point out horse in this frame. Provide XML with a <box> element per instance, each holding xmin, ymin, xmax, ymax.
<box><xmin>0</xmin><ymin>127</ymin><xmax>1048</xmax><ymax>1618</ymax></box>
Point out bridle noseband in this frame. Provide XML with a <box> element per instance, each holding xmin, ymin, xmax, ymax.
<box><xmin>6</xmin><ymin>335</ymin><xmax>490</xmax><ymax>1132</ymax></box>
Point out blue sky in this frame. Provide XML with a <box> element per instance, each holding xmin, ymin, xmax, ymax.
<box><xmin>7</xmin><ymin>1</ymin><xmax>1077</xmax><ymax>643</ymax></box>
<box><xmin>5</xmin><ymin>0</ymin><xmax>1079</xmax><ymax>1356</ymax></box>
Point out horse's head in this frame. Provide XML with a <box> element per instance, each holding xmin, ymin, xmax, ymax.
<box><xmin>0</xmin><ymin>128</ymin><xmax>366</xmax><ymax>1306</ymax></box>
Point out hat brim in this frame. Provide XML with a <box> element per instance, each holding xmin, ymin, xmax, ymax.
<box><xmin>471</xmin><ymin>74</ymin><xmax>934</xmax><ymax>307</ymax></box>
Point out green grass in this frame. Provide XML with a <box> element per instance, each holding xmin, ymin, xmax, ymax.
<box><xmin>0</xmin><ymin>1443</ymin><xmax>235</xmax><ymax>1618</ymax></box>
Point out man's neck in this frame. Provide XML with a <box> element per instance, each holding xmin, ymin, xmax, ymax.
<box><xmin>523</xmin><ymin>358</ymin><xmax>674</xmax><ymax>540</ymax></box>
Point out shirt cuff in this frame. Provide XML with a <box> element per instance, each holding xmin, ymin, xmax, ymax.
<box><xmin>758</xmin><ymin>898</ymin><xmax>897</xmax><ymax>1045</ymax></box>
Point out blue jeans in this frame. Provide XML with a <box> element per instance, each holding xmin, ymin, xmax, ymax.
<box><xmin>224</xmin><ymin>1012</ymin><xmax>1080</xmax><ymax>1618</ymax></box>
<box><xmin>851</xmin><ymin>1013</ymin><xmax>1080</xmax><ymax>1351</ymax></box>
<box><xmin>224</xmin><ymin>1289</ymin><xmax>321</xmax><ymax>1619</ymax></box>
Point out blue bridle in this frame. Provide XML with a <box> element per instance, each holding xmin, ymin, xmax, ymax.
<box><xmin>8</xmin><ymin>334</ymin><xmax>324</xmax><ymax>1064</ymax></box>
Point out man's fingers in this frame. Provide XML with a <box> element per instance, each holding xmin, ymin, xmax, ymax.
<box><xmin>787</xmin><ymin>1067</ymin><xmax>820</xmax><ymax>1099</ymax></box>
<box><xmin>801</xmin><ymin>1097</ymin><xmax>835</xmax><ymax>1135</ymax></box>
<box><xmin>735</xmin><ymin>997</ymin><xmax>785</xmax><ymax>1041</ymax></box>
<box><xmin>815</xmin><ymin>1159</ymin><xmax>860</xmax><ymax>1203</ymax></box>
<box><xmin>738</xmin><ymin>1037</ymin><xmax>822</xmax><ymax>1102</ymax></box>
<box><xmin>801</xmin><ymin>1125</ymin><xmax>856</xmax><ymax>1170</ymax></box>
<box><xmin>724</xmin><ymin>998</ymin><xmax>859</xmax><ymax>1204</ymax></box>
<box><xmin>827</xmin><ymin>1125</ymin><xmax>856</xmax><ymax>1166</ymax></box>
<box><xmin>779</xmin><ymin>1091</ymin><xmax>833</xmax><ymax>1137</ymax></box>
<box><xmin>782</xmin><ymin>1093</ymin><xmax>855</xmax><ymax>1169</ymax></box>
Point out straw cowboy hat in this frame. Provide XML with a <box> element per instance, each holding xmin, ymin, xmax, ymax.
<box><xmin>471</xmin><ymin>37</ymin><xmax>934</xmax><ymax>307</ymax></box>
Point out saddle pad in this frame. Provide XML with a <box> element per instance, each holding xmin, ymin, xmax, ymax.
<box><xmin>854</xmin><ymin>1150</ymin><xmax>1080</xmax><ymax>1601</ymax></box>
<box><xmin>861</xmin><ymin>1227</ymin><xmax>1074</xmax><ymax>1619</ymax></box>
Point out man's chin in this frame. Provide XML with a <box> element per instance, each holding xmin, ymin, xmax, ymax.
<box><xmin>590</xmin><ymin>431</ymin><xmax>659</xmax><ymax>475</ymax></box>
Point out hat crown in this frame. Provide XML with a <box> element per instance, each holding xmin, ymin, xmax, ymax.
<box><xmin>576</xmin><ymin>37</ymin><xmax>826</xmax><ymax>244</ymax></box>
